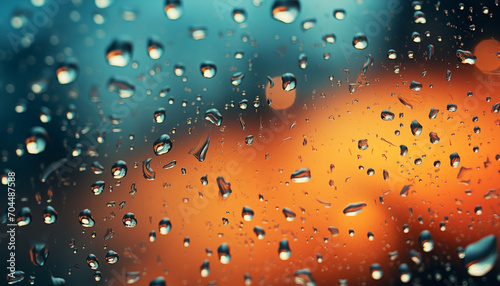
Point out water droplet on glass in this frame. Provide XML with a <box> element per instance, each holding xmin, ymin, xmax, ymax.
<box><xmin>253</xmin><ymin>226</ymin><xmax>265</xmax><ymax>239</ymax></box>
<box><xmin>456</xmin><ymin>49</ymin><xmax>476</xmax><ymax>65</ymax></box>
<box><xmin>370</xmin><ymin>264</ymin><xmax>383</xmax><ymax>280</ymax></box>
<box><xmin>105</xmin><ymin>250</ymin><xmax>119</xmax><ymax>264</ymax></box>
<box><xmin>30</xmin><ymin>243</ymin><xmax>49</xmax><ymax>267</ymax></box>
<box><xmin>86</xmin><ymin>254</ymin><xmax>99</xmax><ymax>270</ymax></box>
<box><xmin>17</xmin><ymin>207</ymin><xmax>32</xmax><ymax>226</ymax></box>
<box><xmin>111</xmin><ymin>160</ymin><xmax>127</xmax><ymax>179</ymax></box>
<box><xmin>56</xmin><ymin>63</ymin><xmax>78</xmax><ymax>84</ymax></box>
<box><xmin>159</xmin><ymin>218</ymin><xmax>172</xmax><ymax>235</ymax></box>
<box><xmin>271</xmin><ymin>0</ymin><xmax>300</xmax><ymax>23</ymax></box>
<box><xmin>410</xmin><ymin>120</ymin><xmax>422</xmax><ymax>136</ymax></box>
<box><xmin>108</xmin><ymin>77</ymin><xmax>135</xmax><ymax>98</ymax></box>
<box><xmin>358</xmin><ymin>139</ymin><xmax>368</xmax><ymax>151</ymax></box>
<box><xmin>218</xmin><ymin>243</ymin><xmax>231</xmax><ymax>264</ymax></box>
<box><xmin>342</xmin><ymin>202</ymin><xmax>367</xmax><ymax>216</ymax></box>
<box><xmin>429</xmin><ymin>132</ymin><xmax>440</xmax><ymax>144</ymax></box>
<box><xmin>217</xmin><ymin>176</ymin><xmax>232</xmax><ymax>198</ymax></box>
<box><xmin>189</xmin><ymin>136</ymin><xmax>210</xmax><ymax>162</ymax></box>
<box><xmin>106</xmin><ymin>40</ymin><xmax>132</xmax><ymax>67</ymax></box>
<box><xmin>154</xmin><ymin>108</ymin><xmax>166</xmax><ymax>124</ymax></box>
<box><xmin>242</xmin><ymin>206</ymin><xmax>254</xmax><ymax>221</ymax></box>
<box><xmin>333</xmin><ymin>9</ymin><xmax>346</xmax><ymax>20</ymax></box>
<box><xmin>399</xmin><ymin>263</ymin><xmax>411</xmax><ymax>283</ymax></box>
<box><xmin>322</xmin><ymin>34</ymin><xmax>336</xmax><ymax>44</ymax></box>
<box><xmin>142</xmin><ymin>158</ymin><xmax>156</xmax><ymax>180</ymax></box>
<box><xmin>43</xmin><ymin>206</ymin><xmax>57</xmax><ymax>224</ymax></box>
<box><xmin>79</xmin><ymin>209</ymin><xmax>95</xmax><ymax>228</ymax></box>
<box><xmin>464</xmin><ymin>235</ymin><xmax>498</xmax><ymax>276</ymax></box>
<box><xmin>153</xmin><ymin>134</ymin><xmax>173</xmax><ymax>156</ymax></box>
<box><xmin>200</xmin><ymin>260</ymin><xmax>210</xmax><ymax>277</ymax></box>
<box><xmin>278</xmin><ymin>239</ymin><xmax>291</xmax><ymax>260</ymax></box>
<box><xmin>380</xmin><ymin>109</ymin><xmax>394</xmax><ymax>121</ymax></box>
<box><xmin>294</xmin><ymin>269</ymin><xmax>316</xmax><ymax>285</ymax></box>
<box><xmin>282</xmin><ymin>207</ymin><xmax>296</xmax><ymax>221</ymax></box>
<box><xmin>26</xmin><ymin>126</ymin><xmax>49</xmax><ymax>154</ymax></box>
<box><xmin>165</xmin><ymin>0</ymin><xmax>182</xmax><ymax>20</ymax></box>
<box><xmin>290</xmin><ymin>168</ymin><xmax>311</xmax><ymax>183</ymax></box>
<box><xmin>231</xmin><ymin>72</ymin><xmax>245</xmax><ymax>85</ymax></box>
<box><xmin>204</xmin><ymin>108</ymin><xmax>223</xmax><ymax>126</ymax></box>
<box><xmin>352</xmin><ymin>33</ymin><xmax>368</xmax><ymax>50</ymax></box>
<box><xmin>418</xmin><ymin>230</ymin><xmax>434</xmax><ymax>252</ymax></box>
<box><xmin>122</xmin><ymin>212</ymin><xmax>137</xmax><ymax>228</ymax></box>
<box><xmin>414</xmin><ymin>11</ymin><xmax>426</xmax><ymax>23</ymax></box>
<box><xmin>147</xmin><ymin>38</ymin><xmax>163</xmax><ymax>60</ymax></box>
<box><xmin>233</xmin><ymin>9</ymin><xmax>247</xmax><ymax>23</ymax></box>
<box><xmin>387</xmin><ymin>49</ymin><xmax>397</xmax><ymax>59</ymax></box>
<box><xmin>450</xmin><ymin>152</ymin><xmax>460</xmax><ymax>167</ymax></box>
<box><xmin>200</xmin><ymin>62</ymin><xmax>217</xmax><ymax>79</ymax></box>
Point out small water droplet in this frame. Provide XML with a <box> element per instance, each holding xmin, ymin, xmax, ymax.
<box><xmin>153</xmin><ymin>134</ymin><xmax>173</xmax><ymax>156</ymax></box>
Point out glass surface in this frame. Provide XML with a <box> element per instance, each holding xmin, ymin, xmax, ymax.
<box><xmin>1</xmin><ymin>0</ymin><xmax>500</xmax><ymax>285</ymax></box>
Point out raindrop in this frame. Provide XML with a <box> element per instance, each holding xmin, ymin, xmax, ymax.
<box><xmin>450</xmin><ymin>152</ymin><xmax>460</xmax><ymax>167</ymax></box>
<box><xmin>108</xmin><ymin>77</ymin><xmax>135</xmax><ymax>98</ymax></box>
<box><xmin>429</xmin><ymin>108</ymin><xmax>439</xmax><ymax>119</ymax></box>
<box><xmin>200</xmin><ymin>62</ymin><xmax>217</xmax><ymax>78</ymax></box>
<box><xmin>464</xmin><ymin>235</ymin><xmax>497</xmax><ymax>276</ymax></box>
<box><xmin>399</xmin><ymin>263</ymin><xmax>411</xmax><ymax>283</ymax></box>
<box><xmin>414</xmin><ymin>11</ymin><xmax>426</xmax><ymax>23</ymax></box>
<box><xmin>290</xmin><ymin>168</ymin><xmax>311</xmax><ymax>183</ymax></box>
<box><xmin>370</xmin><ymin>264</ymin><xmax>383</xmax><ymax>280</ymax></box>
<box><xmin>342</xmin><ymin>202</ymin><xmax>367</xmax><ymax>216</ymax></box>
<box><xmin>358</xmin><ymin>139</ymin><xmax>368</xmax><ymax>150</ymax></box>
<box><xmin>281</xmin><ymin>73</ymin><xmax>297</xmax><ymax>91</ymax></box>
<box><xmin>409</xmin><ymin>80</ymin><xmax>422</xmax><ymax>91</ymax></box>
<box><xmin>153</xmin><ymin>134</ymin><xmax>173</xmax><ymax>156</ymax></box>
<box><xmin>253</xmin><ymin>226</ymin><xmax>265</xmax><ymax>239</ymax></box>
<box><xmin>456</xmin><ymin>49</ymin><xmax>476</xmax><ymax>65</ymax></box>
<box><xmin>43</xmin><ymin>206</ymin><xmax>57</xmax><ymax>224</ymax></box>
<box><xmin>147</xmin><ymin>38</ymin><xmax>163</xmax><ymax>59</ymax></box>
<box><xmin>154</xmin><ymin>108</ymin><xmax>166</xmax><ymax>123</ymax></box>
<box><xmin>418</xmin><ymin>230</ymin><xmax>434</xmax><ymax>252</ymax></box>
<box><xmin>106</xmin><ymin>40</ymin><xmax>132</xmax><ymax>67</ymax></box>
<box><xmin>333</xmin><ymin>9</ymin><xmax>346</xmax><ymax>20</ymax></box>
<box><xmin>159</xmin><ymin>218</ymin><xmax>172</xmax><ymax>235</ymax></box>
<box><xmin>387</xmin><ymin>49</ymin><xmax>397</xmax><ymax>59</ymax></box>
<box><xmin>218</xmin><ymin>243</ymin><xmax>231</xmax><ymax>264</ymax></box>
<box><xmin>217</xmin><ymin>176</ymin><xmax>232</xmax><ymax>198</ymax></box>
<box><xmin>410</xmin><ymin>120</ymin><xmax>422</xmax><ymax>136</ymax></box>
<box><xmin>380</xmin><ymin>109</ymin><xmax>394</xmax><ymax>121</ymax></box>
<box><xmin>105</xmin><ymin>250</ymin><xmax>119</xmax><ymax>264</ymax></box>
<box><xmin>142</xmin><ymin>158</ymin><xmax>156</xmax><ymax>180</ymax></box>
<box><xmin>322</xmin><ymin>34</ymin><xmax>336</xmax><ymax>44</ymax></box>
<box><xmin>282</xmin><ymin>207</ymin><xmax>296</xmax><ymax>221</ymax></box>
<box><xmin>352</xmin><ymin>33</ymin><xmax>368</xmax><ymax>49</ymax></box>
<box><xmin>278</xmin><ymin>239</ymin><xmax>291</xmax><ymax>260</ymax></box>
<box><xmin>231</xmin><ymin>72</ymin><xmax>245</xmax><ymax>85</ymax></box>
<box><xmin>86</xmin><ymin>254</ymin><xmax>99</xmax><ymax>270</ymax></box>
<box><xmin>245</xmin><ymin>135</ymin><xmax>254</xmax><ymax>146</ymax></box>
<box><xmin>26</xmin><ymin>127</ymin><xmax>49</xmax><ymax>155</ymax></box>
<box><xmin>56</xmin><ymin>63</ymin><xmax>78</xmax><ymax>84</ymax></box>
<box><xmin>91</xmin><ymin>180</ymin><xmax>105</xmax><ymax>195</ymax></box>
<box><xmin>17</xmin><ymin>207</ymin><xmax>32</xmax><ymax>226</ymax></box>
<box><xmin>298</xmin><ymin>53</ymin><xmax>308</xmax><ymax>69</ymax></box>
<box><xmin>30</xmin><ymin>243</ymin><xmax>49</xmax><ymax>267</ymax></box>
<box><xmin>122</xmin><ymin>212</ymin><xmax>137</xmax><ymax>228</ymax></box>
<box><xmin>111</xmin><ymin>160</ymin><xmax>127</xmax><ymax>179</ymax></box>
<box><xmin>204</xmin><ymin>108</ymin><xmax>223</xmax><ymax>126</ymax></box>
<box><xmin>189</xmin><ymin>136</ymin><xmax>210</xmax><ymax>162</ymax></box>
<box><xmin>429</xmin><ymin>132</ymin><xmax>440</xmax><ymax>144</ymax></box>
<box><xmin>165</xmin><ymin>0</ymin><xmax>182</xmax><ymax>20</ymax></box>
<box><xmin>200</xmin><ymin>260</ymin><xmax>210</xmax><ymax>277</ymax></box>
<box><xmin>294</xmin><ymin>269</ymin><xmax>316</xmax><ymax>285</ymax></box>
<box><xmin>242</xmin><ymin>206</ymin><xmax>254</xmax><ymax>221</ymax></box>
<box><xmin>162</xmin><ymin>160</ymin><xmax>177</xmax><ymax>169</ymax></box>
<box><xmin>79</xmin><ymin>209</ymin><xmax>95</xmax><ymax>228</ymax></box>
<box><xmin>271</xmin><ymin>0</ymin><xmax>300</xmax><ymax>23</ymax></box>
<box><xmin>233</xmin><ymin>9</ymin><xmax>247</xmax><ymax>23</ymax></box>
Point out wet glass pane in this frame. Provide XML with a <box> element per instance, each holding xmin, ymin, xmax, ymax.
<box><xmin>1</xmin><ymin>0</ymin><xmax>500</xmax><ymax>285</ymax></box>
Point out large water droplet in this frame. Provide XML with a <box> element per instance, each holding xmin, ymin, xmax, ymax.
<box><xmin>352</xmin><ymin>33</ymin><xmax>368</xmax><ymax>50</ymax></box>
<box><xmin>358</xmin><ymin>139</ymin><xmax>368</xmax><ymax>150</ymax></box>
<box><xmin>30</xmin><ymin>243</ymin><xmax>49</xmax><ymax>267</ymax></box>
<box><xmin>56</xmin><ymin>63</ymin><xmax>78</xmax><ymax>84</ymax></box>
<box><xmin>399</xmin><ymin>263</ymin><xmax>411</xmax><ymax>283</ymax></box>
<box><xmin>343</xmin><ymin>202</ymin><xmax>367</xmax><ymax>216</ymax></box>
<box><xmin>79</xmin><ymin>209</ymin><xmax>95</xmax><ymax>227</ymax></box>
<box><xmin>159</xmin><ymin>218</ymin><xmax>172</xmax><ymax>235</ymax></box>
<box><xmin>456</xmin><ymin>49</ymin><xmax>477</xmax><ymax>65</ymax></box>
<box><xmin>43</xmin><ymin>206</ymin><xmax>57</xmax><ymax>224</ymax></box>
<box><xmin>271</xmin><ymin>0</ymin><xmax>300</xmax><ymax>23</ymax></box>
<box><xmin>464</xmin><ymin>235</ymin><xmax>497</xmax><ymax>276</ymax></box>
<box><xmin>418</xmin><ymin>230</ymin><xmax>434</xmax><ymax>252</ymax></box>
<box><xmin>154</xmin><ymin>108</ymin><xmax>166</xmax><ymax>123</ymax></box>
<box><xmin>147</xmin><ymin>38</ymin><xmax>163</xmax><ymax>59</ymax></box>
<box><xmin>233</xmin><ymin>9</ymin><xmax>247</xmax><ymax>23</ymax></box>
<box><xmin>26</xmin><ymin>127</ymin><xmax>49</xmax><ymax>154</ymax></box>
<box><xmin>17</xmin><ymin>207</ymin><xmax>32</xmax><ymax>226</ymax></box>
<box><xmin>242</xmin><ymin>206</ymin><xmax>254</xmax><ymax>221</ymax></box>
<box><xmin>282</xmin><ymin>207</ymin><xmax>296</xmax><ymax>221</ymax></box>
<box><xmin>410</xmin><ymin>120</ymin><xmax>422</xmax><ymax>136</ymax></box>
<box><xmin>86</xmin><ymin>254</ymin><xmax>99</xmax><ymax>270</ymax></box>
<box><xmin>380</xmin><ymin>109</ymin><xmax>394</xmax><ymax>121</ymax></box>
<box><xmin>189</xmin><ymin>136</ymin><xmax>210</xmax><ymax>162</ymax></box>
<box><xmin>165</xmin><ymin>0</ymin><xmax>182</xmax><ymax>20</ymax></box>
<box><xmin>253</xmin><ymin>226</ymin><xmax>265</xmax><ymax>239</ymax></box>
<box><xmin>278</xmin><ymin>239</ymin><xmax>291</xmax><ymax>260</ymax></box>
<box><xmin>231</xmin><ymin>72</ymin><xmax>245</xmax><ymax>85</ymax></box>
<box><xmin>153</xmin><ymin>134</ymin><xmax>173</xmax><ymax>156</ymax></box>
<box><xmin>200</xmin><ymin>62</ymin><xmax>217</xmax><ymax>78</ymax></box>
<box><xmin>106</xmin><ymin>40</ymin><xmax>132</xmax><ymax>67</ymax></box>
<box><xmin>409</xmin><ymin>80</ymin><xmax>422</xmax><ymax>91</ymax></box>
<box><xmin>204</xmin><ymin>108</ymin><xmax>223</xmax><ymax>126</ymax></box>
<box><xmin>142</xmin><ymin>158</ymin><xmax>156</xmax><ymax>180</ymax></box>
<box><xmin>111</xmin><ymin>160</ymin><xmax>127</xmax><ymax>179</ymax></box>
<box><xmin>105</xmin><ymin>250</ymin><xmax>119</xmax><ymax>264</ymax></box>
<box><xmin>290</xmin><ymin>168</ymin><xmax>311</xmax><ymax>183</ymax></box>
<box><xmin>122</xmin><ymin>212</ymin><xmax>137</xmax><ymax>228</ymax></box>
<box><xmin>108</xmin><ymin>77</ymin><xmax>135</xmax><ymax>98</ymax></box>
<box><xmin>281</xmin><ymin>73</ymin><xmax>297</xmax><ymax>91</ymax></box>
<box><xmin>217</xmin><ymin>176</ymin><xmax>232</xmax><ymax>198</ymax></box>
<box><xmin>218</xmin><ymin>243</ymin><xmax>231</xmax><ymax>264</ymax></box>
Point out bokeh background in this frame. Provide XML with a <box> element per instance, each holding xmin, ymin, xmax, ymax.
<box><xmin>1</xmin><ymin>0</ymin><xmax>500</xmax><ymax>285</ymax></box>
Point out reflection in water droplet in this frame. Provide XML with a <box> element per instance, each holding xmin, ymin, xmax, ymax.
<box><xmin>450</xmin><ymin>152</ymin><xmax>460</xmax><ymax>167</ymax></box>
<box><xmin>387</xmin><ymin>49</ymin><xmax>397</xmax><ymax>59</ymax></box>
<box><xmin>142</xmin><ymin>158</ymin><xmax>156</xmax><ymax>180</ymax></box>
<box><xmin>204</xmin><ymin>108</ymin><xmax>223</xmax><ymax>126</ymax></box>
<box><xmin>253</xmin><ymin>226</ymin><xmax>265</xmax><ymax>239</ymax></box>
<box><xmin>399</xmin><ymin>263</ymin><xmax>411</xmax><ymax>283</ymax></box>
<box><xmin>464</xmin><ymin>235</ymin><xmax>497</xmax><ymax>276</ymax></box>
<box><xmin>111</xmin><ymin>160</ymin><xmax>127</xmax><ymax>179</ymax></box>
<box><xmin>290</xmin><ymin>168</ymin><xmax>311</xmax><ymax>183</ymax></box>
<box><xmin>17</xmin><ymin>207</ymin><xmax>32</xmax><ymax>226</ymax></box>
<box><xmin>126</xmin><ymin>272</ymin><xmax>141</xmax><ymax>284</ymax></box>
<box><xmin>122</xmin><ymin>212</ymin><xmax>137</xmax><ymax>228</ymax></box>
<box><xmin>278</xmin><ymin>239</ymin><xmax>291</xmax><ymax>260</ymax></box>
<box><xmin>429</xmin><ymin>132</ymin><xmax>440</xmax><ymax>144</ymax></box>
<box><xmin>91</xmin><ymin>180</ymin><xmax>105</xmax><ymax>196</ymax></box>
<box><xmin>79</xmin><ymin>209</ymin><xmax>95</xmax><ymax>228</ymax></box>
<box><xmin>86</xmin><ymin>254</ymin><xmax>99</xmax><ymax>270</ymax></box>
<box><xmin>271</xmin><ymin>0</ymin><xmax>300</xmax><ymax>23</ymax></box>
<box><xmin>409</xmin><ymin>80</ymin><xmax>422</xmax><ymax>91</ymax></box>
<box><xmin>410</xmin><ymin>120</ymin><xmax>422</xmax><ymax>136</ymax></box>
<box><xmin>333</xmin><ymin>9</ymin><xmax>346</xmax><ymax>20</ymax></box>
<box><xmin>231</xmin><ymin>72</ymin><xmax>245</xmax><ymax>85</ymax></box>
<box><xmin>30</xmin><ymin>243</ymin><xmax>49</xmax><ymax>267</ymax></box>
<box><xmin>322</xmin><ymin>34</ymin><xmax>336</xmax><ymax>44</ymax></box>
<box><xmin>456</xmin><ymin>49</ymin><xmax>477</xmax><ymax>65</ymax></box>
<box><xmin>352</xmin><ymin>33</ymin><xmax>368</xmax><ymax>50</ymax></box>
<box><xmin>108</xmin><ymin>77</ymin><xmax>135</xmax><ymax>98</ymax></box>
<box><xmin>380</xmin><ymin>109</ymin><xmax>394</xmax><ymax>121</ymax></box>
<box><xmin>56</xmin><ymin>63</ymin><xmax>78</xmax><ymax>84</ymax></box>
<box><xmin>106</xmin><ymin>40</ymin><xmax>132</xmax><ymax>67</ymax></box>
<box><xmin>43</xmin><ymin>206</ymin><xmax>57</xmax><ymax>224</ymax></box>
<box><xmin>165</xmin><ymin>0</ymin><xmax>182</xmax><ymax>20</ymax></box>
<box><xmin>7</xmin><ymin>270</ymin><xmax>25</xmax><ymax>284</ymax></box>
<box><xmin>200</xmin><ymin>260</ymin><xmax>210</xmax><ymax>277</ymax></box>
<box><xmin>358</xmin><ymin>139</ymin><xmax>368</xmax><ymax>151</ymax></box>
<box><xmin>154</xmin><ymin>108</ymin><xmax>166</xmax><ymax>123</ymax></box>
<box><xmin>217</xmin><ymin>176</ymin><xmax>232</xmax><ymax>198</ymax></box>
<box><xmin>218</xmin><ymin>243</ymin><xmax>231</xmax><ymax>264</ymax></box>
<box><xmin>282</xmin><ymin>207</ymin><xmax>296</xmax><ymax>221</ymax></box>
<box><xmin>200</xmin><ymin>62</ymin><xmax>217</xmax><ymax>78</ymax></box>
<box><xmin>233</xmin><ymin>9</ymin><xmax>247</xmax><ymax>23</ymax></box>
<box><xmin>281</xmin><ymin>73</ymin><xmax>297</xmax><ymax>91</ymax></box>
<box><xmin>26</xmin><ymin>126</ymin><xmax>49</xmax><ymax>154</ymax></box>
<box><xmin>153</xmin><ymin>134</ymin><xmax>173</xmax><ymax>156</ymax></box>
<box><xmin>147</xmin><ymin>38</ymin><xmax>163</xmax><ymax>59</ymax></box>
<box><xmin>159</xmin><ymin>218</ymin><xmax>172</xmax><ymax>235</ymax></box>
<box><xmin>105</xmin><ymin>250</ymin><xmax>119</xmax><ymax>264</ymax></box>
<box><xmin>343</xmin><ymin>202</ymin><xmax>367</xmax><ymax>216</ymax></box>
<box><xmin>242</xmin><ymin>206</ymin><xmax>254</xmax><ymax>221</ymax></box>
<box><xmin>294</xmin><ymin>269</ymin><xmax>316</xmax><ymax>285</ymax></box>
<box><xmin>370</xmin><ymin>264</ymin><xmax>383</xmax><ymax>280</ymax></box>
<box><xmin>162</xmin><ymin>160</ymin><xmax>177</xmax><ymax>170</ymax></box>
<box><xmin>418</xmin><ymin>230</ymin><xmax>434</xmax><ymax>252</ymax></box>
